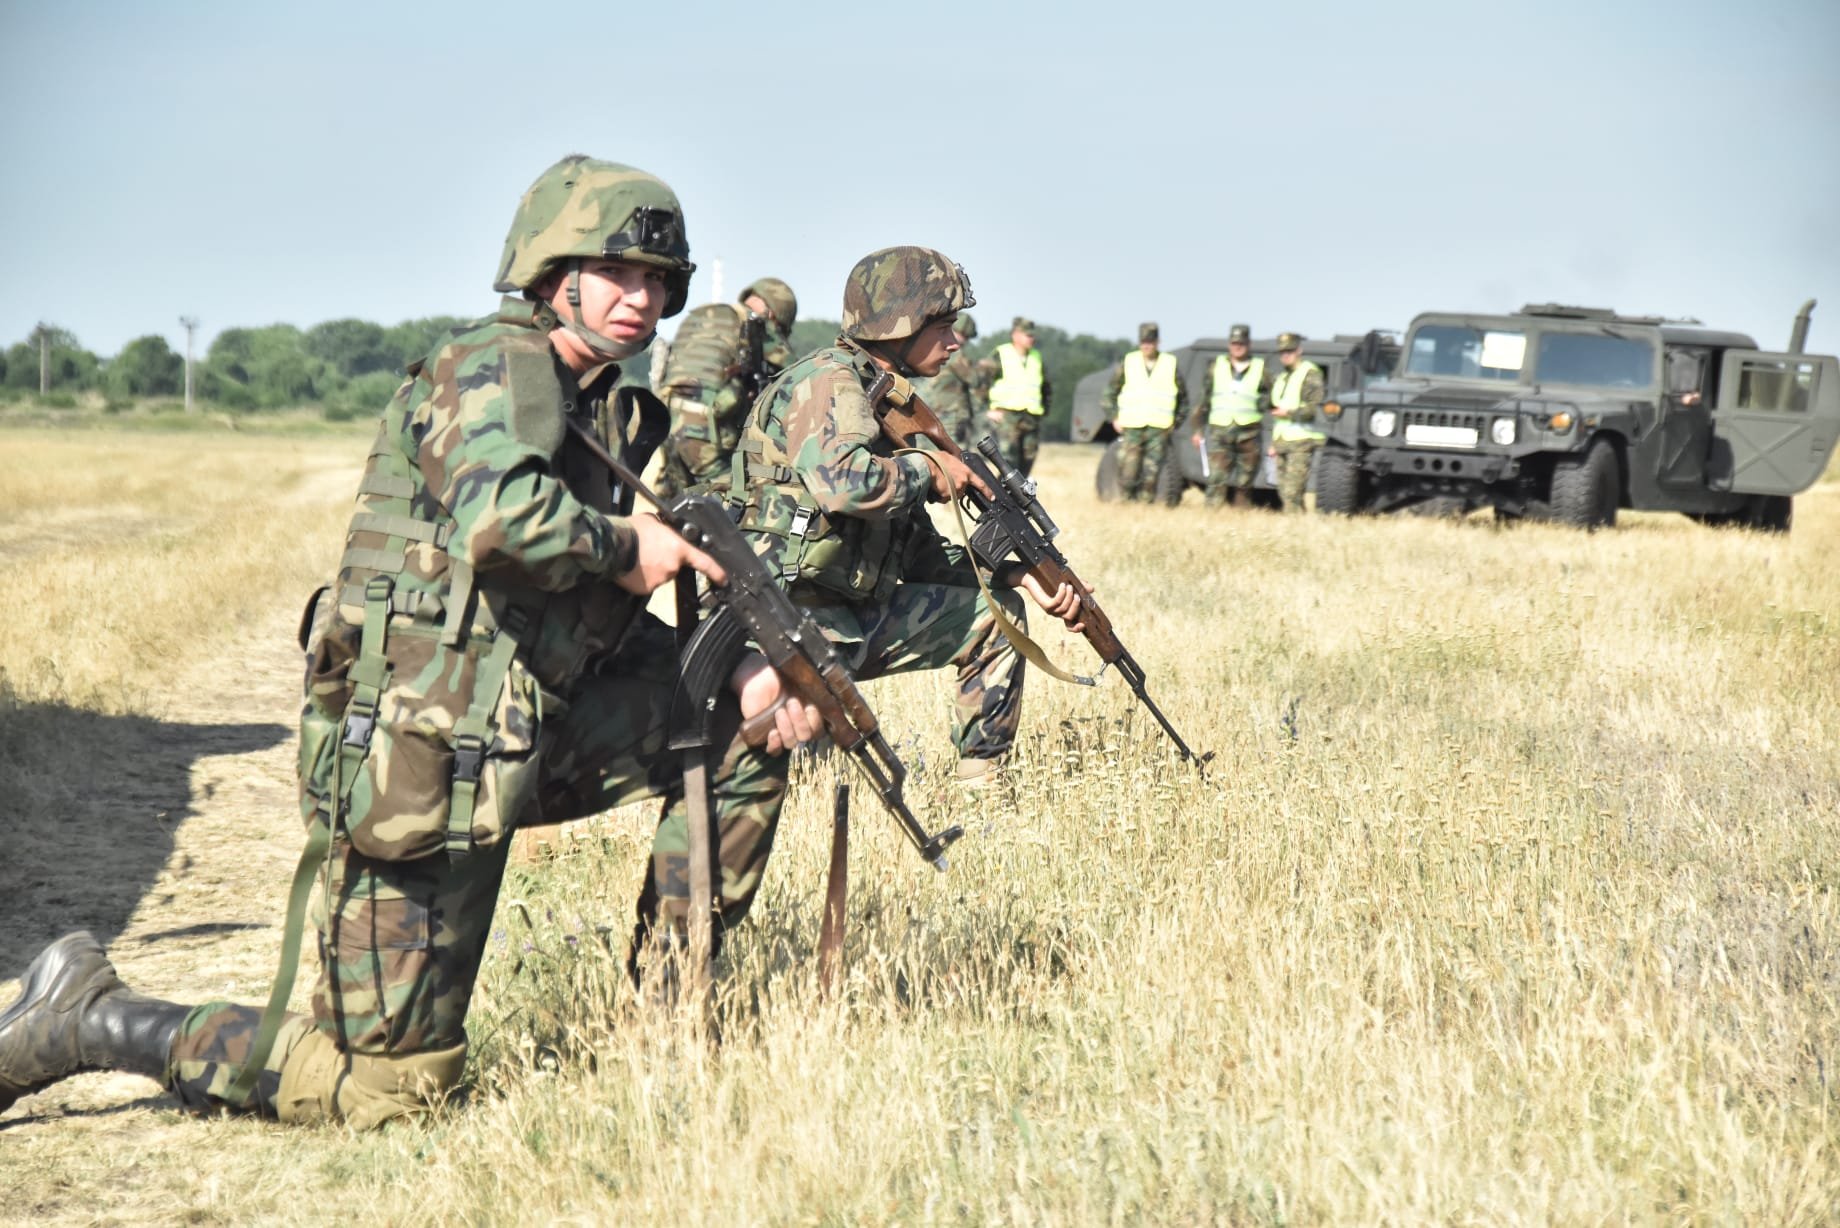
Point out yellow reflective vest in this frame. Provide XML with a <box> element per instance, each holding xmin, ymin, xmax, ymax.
<box><xmin>1271</xmin><ymin>359</ymin><xmax>1324</xmax><ymax>443</ymax></box>
<box><xmin>990</xmin><ymin>343</ymin><xmax>1045</xmax><ymax>415</ymax></box>
<box><xmin>1115</xmin><ymin>351</ymin><xmax>1181</xmax><ymax>429</ymax></box>
<box><xmin>1208</xmin><ymin>355</ymin><xmax>1266</xmax><ymax>428</ymax></box>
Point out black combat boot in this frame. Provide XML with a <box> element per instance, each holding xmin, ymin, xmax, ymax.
<box><xmin>0</xmin><ymin>931</ymin><xmax>189</xmax><ymax>1113</ymax></box>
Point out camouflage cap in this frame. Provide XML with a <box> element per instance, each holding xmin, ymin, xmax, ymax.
<box><xmin>840</xmin><ymin>246</ymin><xmax>975</xmax><ymax>342</ymax></box>
<box><xmin>954</xmin><ymin>312</ymin><xmax>978</xmax><ymax>340</ymax></box>
<box><xmin>741</xmin><ymin>276</ymin><xmax>797</xmax><ymax>332</ymax></box>
<box><xmin>1228</xmin><ymin>324</ymin><xmax>1252</xmax><ymax>344</ymax></box>
<box><xmin>1012</xmin><ymin>317</ymin><xmax>1036</xmax><ymax>335</ymax></box>
<box><xmin>1138</xmin><ymin>322</ymin><xmax>1159</xmax><ymax>344</ymax></box>
<box><xmin>1276</xmin><ymin>331</ymin><xmax>1304</xmax><ymax>351</ymax></box>
<box><xmin>493</xmin><ymin>155</ymin><xmax>696</xmax><ymax>316</ymax></box>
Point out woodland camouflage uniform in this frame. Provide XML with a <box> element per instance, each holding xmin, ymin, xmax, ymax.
<box><xmin>1103</xmin><ymin>323</ymin><xmax>1187</xmax><ymax>504</ymax></box>
<box><xmin>655</xmin><ymin>278</ymin><xmax>797</xmax><ymax>496</ymax></box>
<box><xmin>731</xmin><ymin>250</ymin><xmax>1027</xmax><ymax>774</ymax></box>
<box><xmin>1192</xmin><ymin>324</ymin><xmax>1275</xmax><ymax>507</ymax></box>
<box><xmin>1270</xmin><ymin>332</ymin><xmax>1327</xmax><ymax>513</ymax></box>
<box><xmin>0</xmin><ymin>156</ymin><xmax>789</xmax><ymax>1130</ymax></box>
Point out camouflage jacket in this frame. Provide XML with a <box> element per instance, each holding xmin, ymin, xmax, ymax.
<box><xmin>657</xmin><ymin>302</ymin><xmax>792</xmax><ymax>421</ymax></box>
<box><xmin>912</xmin><ymin>350</ymin><xmax>986</xmax><ymax>430</ymax></box>
<box><xmin>320</xmin><ymin>297</ymin><xmax>644</xmax><ymax>694</ymax></box>
<box><xmin>733</xmin><ymin>337</ymin><xmax>972</xmax><ymax>610</ymax></box>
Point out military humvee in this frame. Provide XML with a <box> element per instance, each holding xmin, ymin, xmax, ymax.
<box><xmin>1315</xmin><ymin>301</ymin><xmax>1837</xmax><ymax>531</ymax></box>
<box><xmin>1072</xmin><ymin>332</ymin><xmax>1400</xmax><ymax>504</ymax></box>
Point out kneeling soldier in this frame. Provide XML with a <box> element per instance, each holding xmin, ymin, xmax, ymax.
<box><xmin>730</xmin><ymin>248</ymin><xmax>1083</xmax><ymax>787</ymax></box>
<box><xmin>0</xmin><ymin>156</ymin><xmax>820</xmax><ymax>1128</ymax></box>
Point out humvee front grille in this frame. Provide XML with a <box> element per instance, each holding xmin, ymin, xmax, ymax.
<box><xmin>1402</xmin><ymin>408</ymin><xmax>1488</xmax><ymax>433</ymax></box>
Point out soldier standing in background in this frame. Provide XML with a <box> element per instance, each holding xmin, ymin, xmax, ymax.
<box><xmin>1269</xmin><ymin>331</ymin><xmax>1326</xmax><ymax>513</ymax></box>
<box><xmin>655</xmin><ymin>277</ymin><xmax>797</xmax><ymax>495</ymax></box>
<box><xmin>1192</xmin><ymin>323</ymin><xmax>1273</xmax><ymax>508</ymax></box>
<box><xmin>0</xmin><ymin>156</ymin><xmax>821</xmax><ymax>1129</ymax></box>
<box><xmin>731</xmin><ymin>249</ymin><xmax>1084</xmax><ymax>788</ymax></box>
<box><xmin>984</xmin><ymin>316</ymin><xmax>1050</xmax><ymax>477</ymax></box>
<box><xmin>1103</xmin><ymin>322</ymin><xmax>1185</xmax><ymax>504</ymax></box>
<box><xmin>910</xmin><ymin>312</ymin><xmax>985</xmax><ymax>447</ymax></box>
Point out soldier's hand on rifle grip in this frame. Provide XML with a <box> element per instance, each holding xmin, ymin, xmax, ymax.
<box><xmin>929</xmin><ymin>452</ymin><xmax>993</xmax><ymax>503</ymax></box>
<box><xmin>731</xmin><ymin>654</ymin><xmax>823</xmax><ymax>754</ymax></box>
<box><xmin>616</xmin><ymin>513</ymin><xmax>727</xmax><ymax>595</ymax></box>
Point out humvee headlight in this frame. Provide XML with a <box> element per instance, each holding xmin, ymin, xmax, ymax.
<box><xmin>1369</xmin><ymin>409</ymin><xmax>1397</xmax><ymax>438</ymax></box>
<box><xmin>1547</xmin><ymin>411</ymin><xmax>1573</xmax><ymax>432</ymax></box>
<box><xmin>1491</xmin><ymin>417</ymin><xmax>1517</xmax><ymax>446</ymax></box>
<box><xmin>1323</xmin><ymin>400</ymin><xmax>1343</xmax><ymax>418</ymax></box>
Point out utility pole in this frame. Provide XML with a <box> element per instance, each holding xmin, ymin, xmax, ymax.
<box><xmin>179</xmin><ymin>316</ymin><xmax>199</xmax><ymax>413</ymax></box>
<box><xmin>34</xmin><ymin>322</ymin><xmax>49</xmax><ymax>396</ymax></box>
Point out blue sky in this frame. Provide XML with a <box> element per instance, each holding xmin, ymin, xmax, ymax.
<box><xmin>2</xmin><ymin>0</ymin><xmax>1835</xmax><ymax>359</ymax></box>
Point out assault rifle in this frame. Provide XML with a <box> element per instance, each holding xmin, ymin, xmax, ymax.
<box><xmin>564</xmin><ymin>416</ymin><xmax>963</xmax><ymax>873</ymax></box>
<box><xmin>868</xmin><ymin>372</ymin><xmax>1209</xmax><ymax>768</ymax></box>
<box><xmin>723</xmin><ymin>311</ymin><xmax>773</xmax><ymax>407</ymax></box>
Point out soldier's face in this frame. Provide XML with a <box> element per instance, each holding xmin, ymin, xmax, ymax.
<box><xmin>571</xmin><ymin>258</ymin><xmax>670</xmax><ymax>348</ymax></box>
<box><xmin>1279</xmin><ymin>348</ymin><xmax>1300</xmax><ymax>368</ymax></box>
<box><xmin>904</xmin><ymin>316</ymin><xmax>962</xmax><ymax>377</ymax></box>
<box><xmin>1140</xmin><ymin>341</ymin><xmax>1157</xmax><ymax>359</ymax></box>
<box><xmin>742</xmin><ymin>293</ymin><xmax>770</xmax><ymax>320</ymax></box>
<box><xmin>1013</xmin><ymin>329</ymin><xmax>1034</xmax><ymax>352</ymax></box>
<box><xmin>1229</xmin><ymin>340</ymin><xmax>1250</xmax><ymax>360</ymax></box>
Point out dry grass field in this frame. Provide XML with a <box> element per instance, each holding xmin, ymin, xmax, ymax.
<box><xmin>1</xmin><ymin>421</ymin><xmax>1836</xmax><ymax>1225</ymax></box>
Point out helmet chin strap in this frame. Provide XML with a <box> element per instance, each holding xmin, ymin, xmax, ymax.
<box><xmin>558</xmin><ymin>258</ymin><xmax>654</xmax><ymax>361</ymax></box>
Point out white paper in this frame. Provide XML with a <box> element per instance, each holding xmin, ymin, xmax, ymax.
<box><xmin>1479</xmin><ymin>331</ymin><xmax>1526</xmax><ymax>371</ymax></box>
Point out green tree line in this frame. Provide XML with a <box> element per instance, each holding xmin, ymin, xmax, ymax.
<box><xmin>4</xmin><ymin>315</ymin><xmax>1129</xmax><ymax>437</ymax></box>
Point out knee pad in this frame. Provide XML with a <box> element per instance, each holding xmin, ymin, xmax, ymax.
<box><xmin>274</xmin><ymin>1028</ymin><xmax>468</xmax><ymax>1129</ymax></box>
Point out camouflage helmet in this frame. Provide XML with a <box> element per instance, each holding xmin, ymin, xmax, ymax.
<box><xmin>740</xmin><ymin>277</ymin><xmax>798</xmax><ymax>332</ymax></box>
<box><xmin>1228</xmin><ymin>323</ymin><xmax>1252</xmax><ymax>344</ymax></box>
<box><xmin>1138</xmin><ymin>322</ymin><xmax>1159</xmax><ymax>344</ymax></box>
<box><xmin>492</xmin><ymin>155</ymin><xmax>697</xmax><ymax>317</ymax></box>
<box><xmin>954</xmin><ymin>312</ymin><xmax>978</xmax><ymax>340</ymax></box>
<box><xmin>840</xmin><ymin>246</ymin><xmax>975</xmax><ymax>342</ymax></box>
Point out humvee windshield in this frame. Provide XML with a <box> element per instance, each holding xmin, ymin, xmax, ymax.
<box><xmin>1533</xmin><ymin>332</ymin><xmax>1655</xmax><ymax>388</ymax></box>
<box><xmin>1404</xmin><ymin>324</ymin><xmax>1525</xmax><ymax>381</ymax></box>
<box><xmin>1404</xmin><ymin>323</ymin><xmax>1656</xmax><ymax>389</ymax></box>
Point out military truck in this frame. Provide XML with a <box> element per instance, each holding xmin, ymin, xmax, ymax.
<box><xmin>1072</xmin><ymin>331</ymin><xmax>1400</xmax><ymax>504</ymax></box>
<box><xmin>1313</xmin><ymin>301</ymin><xmax>1837</xmax><ymax>531</ymax></box>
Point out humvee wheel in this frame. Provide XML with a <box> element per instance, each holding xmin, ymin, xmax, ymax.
<box><xmin>1095</xmin><ymin>441</ymin><xmax>1123</xmax><ymax>501</ymax></box>
<box><xmin>1746</xmin><ymin>494</ymin><xmax>1793</xmax><ymax>533</ymax></box>
<box><xmin>1314</xmin><ymin>446</ymin><xmax>1365</xmax><ymax>514</ymax></box>
<box><xmin>1154</xmin><ymin>449</ymin><xmax>1185</xmax><ymax>507</ymax></box>
<box><xmin>1549</xmin><ymin>439</ymin><xmax>1619</xmax><ymax>530</ymax></box>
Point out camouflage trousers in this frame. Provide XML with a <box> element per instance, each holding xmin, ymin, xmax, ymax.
<box><xmin>991</xmin><ymin>410</ymin><xmax>1042</xmax><ymax>477</ymax></box>
<box><xmin>802</xmin><ymin>578</ymin><xmax>1028</xmax><ymax>764</ymax></box>
<box><xmin>1116</xmin><ymin>426</ymin><xmax>1172</xmax><ymax>503</ymax></box>
<box><xmin>166</xmin><ymin>614</ymin><xmax>787</xmax><ymax>1125</ymax></box>
<box><xmin>657</xmin><ymin>398</ymin><xmax>739</xmax><ymax>497</ymax></box>
<box><xmin>1204</xmin><ymin>422</ymin><xmax>1263</xmax><ymax>505</ymax></box>
<box><xmin>1273</xmin><ymin>438</ymin><xmax>1321</xmax><ymax>513</ymax></box>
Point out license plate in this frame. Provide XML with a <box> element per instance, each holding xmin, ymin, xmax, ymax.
<box><xmin>1405</xmin><ymin>424</ymin><xmax>1479</xmax><ymax>449</ymax></box>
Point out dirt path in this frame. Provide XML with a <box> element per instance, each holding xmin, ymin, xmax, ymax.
<box><xmin>2</xmin><ymin>483</ymin><xmax>347</xmax><ymax>1127</ymax></box>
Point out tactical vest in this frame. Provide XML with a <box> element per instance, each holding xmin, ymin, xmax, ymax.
<box><xmin>990</xmin><ymin>343</ymin><xmax>1045</xmax><ymax>415</ymax></box>
<box><xmin>1271</xmin><ymin>359</ymin><xmax>1325</xmax><ymax>443</ymax></box>
<box><xmin>301</xmin><ymin>298</ymin><xmax>643</xmax><ymax>862</ymax></box>
<box><xmin>1115</xmin><ymin>350</ymin><xmax>1181</xmax><ymax>429</ymax></box>
<box><xmin>658</xmin><ymin>302</ymin><xmax>744</xmax><ymax>405</ymax></box>
<box><xmin>729</xmin><ymin>344</ymin><xmax>916</xmax><ymax>605</ymax></box>
<box><xmin>1208</xmin><ymin>355</ymin><xmax>1266</xmax><ymax>428</ymax></box>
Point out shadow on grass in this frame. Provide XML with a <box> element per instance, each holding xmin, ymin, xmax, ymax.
<box><xmin>0</xmin><ymin>696</ymin><xmax>290</xmax><ymax>979</ymax></box>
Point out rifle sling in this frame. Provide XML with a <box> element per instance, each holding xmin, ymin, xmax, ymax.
<box><xmin>893</xmin><ymin>447</ymin><xmax>1092</xmax><ymax>688</ymax></box>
